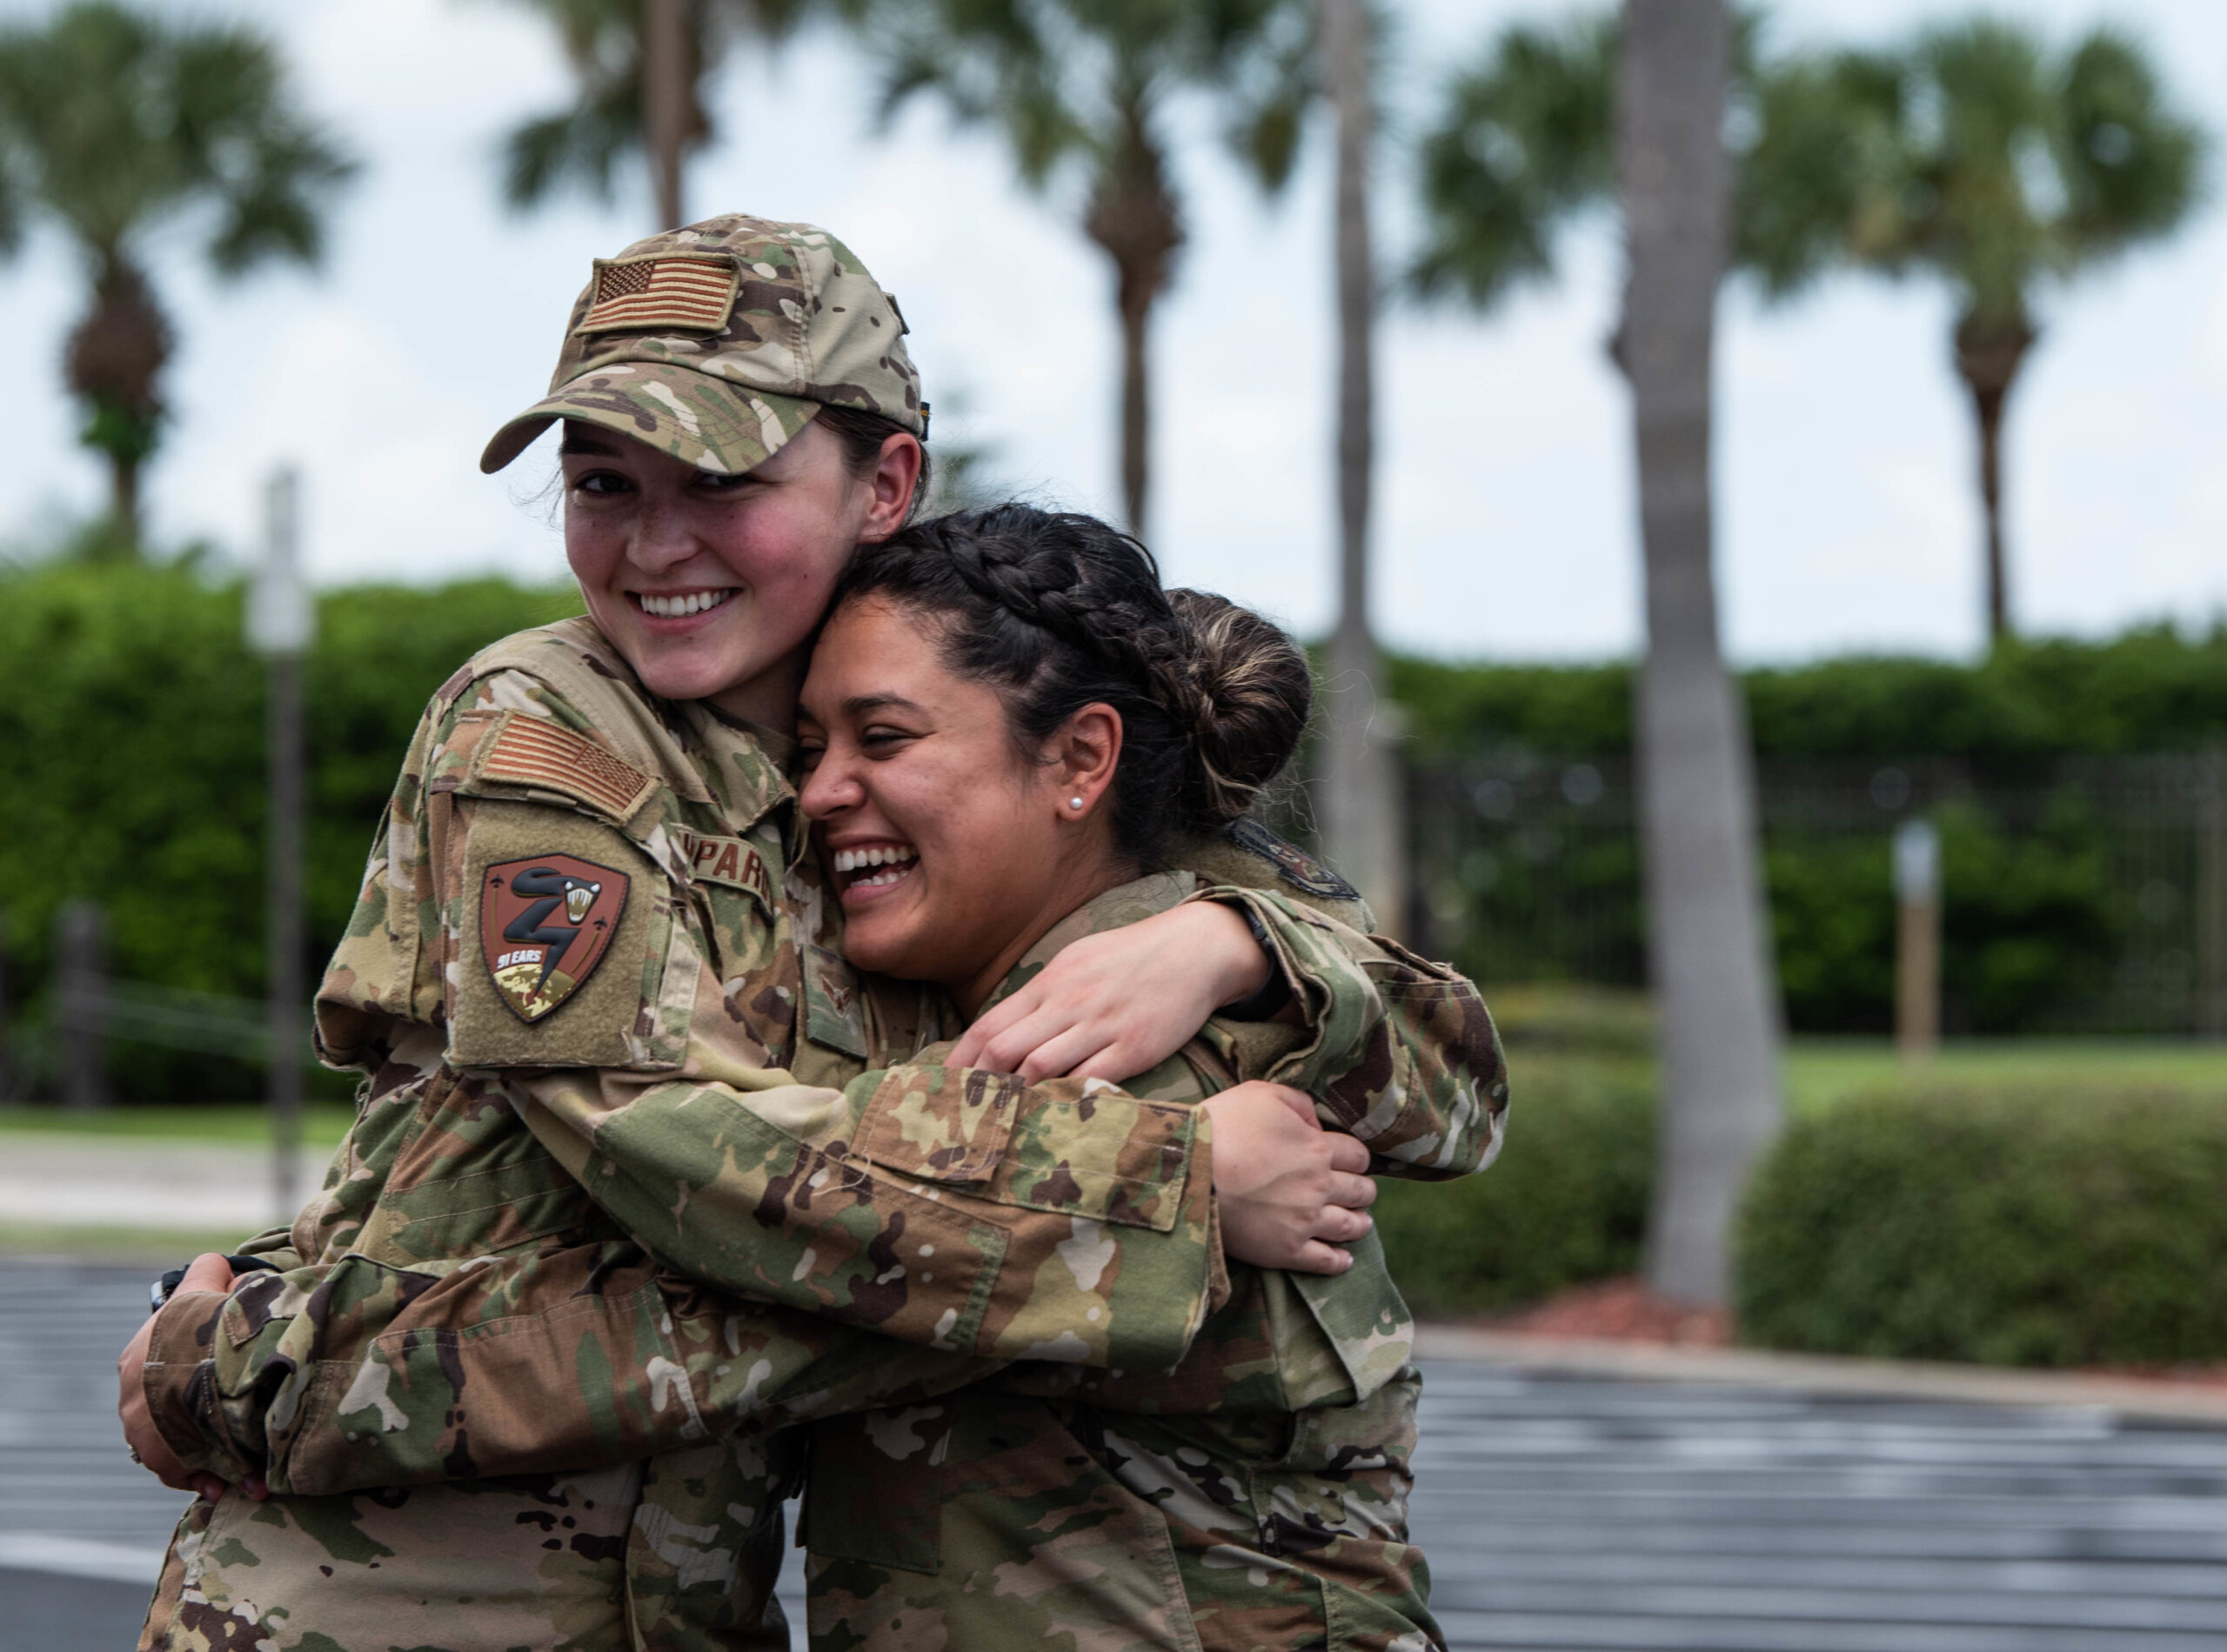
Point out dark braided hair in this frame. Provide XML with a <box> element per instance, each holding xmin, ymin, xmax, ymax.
<box><xmin>833</xmin><ymin>505</ymin><xmax>1311</xmax><ymax>871</ymax></box>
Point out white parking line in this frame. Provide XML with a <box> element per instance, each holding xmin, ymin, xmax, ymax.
<box><xmin>0</xmin><ymin>1533</ymin><xmax>158</xmax><ymax>1584</ymax></box>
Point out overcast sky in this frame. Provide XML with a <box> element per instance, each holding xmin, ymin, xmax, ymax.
<box><xmin>1</xmin><ymin>0</ymin><xmax>2223</xmax><ymax>664</ymax></box>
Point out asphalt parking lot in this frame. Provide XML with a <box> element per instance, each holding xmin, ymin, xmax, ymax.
<box><xmin>10</xmin><ymin>1258</ymin><xmax>2227</xmax><ymax>1651</ymax></box>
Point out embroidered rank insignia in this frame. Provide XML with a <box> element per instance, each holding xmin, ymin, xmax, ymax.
<box><xmin>481</xmin><ymin>855</ymin><xmax>630</xmax><ymax>1022</ymax></box>
<box><xmin>1226</xmin><ymin>818</ymin><xmax>1361</xmax><ymax>902</ymax></box>
<box><xmin>577</xmin><ymin>253</ymin><xmax>740</xmax><ymax>335</ymax></box>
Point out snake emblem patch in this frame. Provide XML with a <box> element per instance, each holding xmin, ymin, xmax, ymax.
<box><xmin>480</xmin><ymin>854</ymin><xmax>630</xmax><ymax>1022</ymax></box>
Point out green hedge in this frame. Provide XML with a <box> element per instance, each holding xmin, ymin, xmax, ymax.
<box><xmin>0</xmin><ymin>557</ymin><xmax>576</xmax><ymax>1103</ymax></box>
<box><xmin>1375</xmin><ymin>1056</ymin><xmax>1653</xmax><ymax>1314</ymax></box>
<box><xmin>1735</xmin><ymin>1085</ymin><xmax>2227</xmax><ymax>1368</ymax></box>
<box><xmin>1389</xmin><ymin>624</ymin><xmax>2227</xmax><ymax>766</ymax></box>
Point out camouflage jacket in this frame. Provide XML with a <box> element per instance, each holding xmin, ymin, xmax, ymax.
<box><xmin>135</xmin><ymin>620</ymin><xmax>1502</xmax><ymax>1652</ymax></box>
<box><xmin>803</xmin><ymin>873</ymin><xmax>1477</xmax><ymax>1649</ymax></box>
<box><xmin>149</xmin><ymin>875</ymin><xmax>1499</xmax><ymax>1652</ymax></box>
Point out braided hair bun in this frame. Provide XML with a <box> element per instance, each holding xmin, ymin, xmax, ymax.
<box><xmin>833</xmin><ymin>505</ymin><xmax>1309</xmax><ymax>869</ymax></box>
<box><xmin>1161</xmin><ymin>590</ymin><xmax>1310</xmax><ymax>826</ymax></box>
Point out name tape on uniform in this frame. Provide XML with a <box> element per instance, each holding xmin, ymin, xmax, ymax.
<box><xmin>672</xmin><ymin>825</ymin><xmax>775</xmax><ymax>913</ymax></box>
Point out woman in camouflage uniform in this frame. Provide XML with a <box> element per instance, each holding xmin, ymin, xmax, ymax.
<box><xmin>783</xmin><ymin>506</ymin><xmax>1484</xmax><ymax>1652</ymax></box>
<box><xmin>122</xmin><ymin>217</ymin><xmax>1495</xmax><ymax>1651</ymax></box>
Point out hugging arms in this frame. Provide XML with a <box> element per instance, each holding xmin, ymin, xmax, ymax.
<box><xmin>122</xmin><ymin>212</ymin><xmax>1505</xmax><ymax>1652</ymax></box>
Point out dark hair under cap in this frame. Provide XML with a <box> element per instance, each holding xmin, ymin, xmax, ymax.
<box><xmin>834</xmin><ymin>505</ymin><xmax>1311</xmax><ymax>871</ymax></box>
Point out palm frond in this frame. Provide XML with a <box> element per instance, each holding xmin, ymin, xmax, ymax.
<box><xmin>1737</xmin><ymin>46</ymin><xmax>1907</xmax><ymax>299</ymax></box>
<box><xmin>1409</xmin><ymin>12</ymin><xmax>1616</xmax><ymax>310</ymax></box>
<box><xmin>503</xmin><ymin>96</ymin><xmax>639</xmax><ymax>211</ymax></box>
<box><xmin>0</xmin><ymin>3</ymin><xmax>351</xmax><ymax>271</ymax></box>
<box><xmin>2054</xmin><ymin>26</ymin><xmax>2204</xmax><ymax>258</ymax></box>
<box><xmin>1217</xmin><ymin>0</ymin><xmax>1312</xmax><ymax>195</ymax></box>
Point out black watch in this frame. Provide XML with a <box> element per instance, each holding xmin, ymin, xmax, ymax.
<box><xmin>149</xmin><ymin>1254</ymin><xmax>282</xmax><ymax>1315</ymax></box>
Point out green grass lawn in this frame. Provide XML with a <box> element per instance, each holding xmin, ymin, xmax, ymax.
<box><xmin>0</xmin><ymin>1102</ymin><xmax>356</xmax><ymax>1148</ymax></box>
<box><xmin>1500</xmin><ymin>1037</ymin><xmax>2227</xmax><ymax>1117</ymax></box>
<box><xmin>3</xmin><ymin>1040</ymin><xmax>2222</xmax><ymax>1147</ymax></box>
<box><xmin>1782</xmin><ymin>1038</ymin><xmax>2227</xmax><ymax>1114</ymax></box>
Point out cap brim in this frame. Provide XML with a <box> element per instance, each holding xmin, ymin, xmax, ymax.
<box><xmin>479</xmin><ymin>361</ymin><xmax>821</xmax><ymax>476</ymax></box>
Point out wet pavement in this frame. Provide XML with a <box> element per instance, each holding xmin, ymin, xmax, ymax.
<box><xmin>9</xmin><ymin>1259</ymin><xmax>2226</xmax><ymax>1651</ymax></box>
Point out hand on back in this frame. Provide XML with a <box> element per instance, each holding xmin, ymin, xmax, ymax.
<box><xmin>1201</xmin><ymin>1081</ymin><xmax>1375</xmax><ymax>1276</ymax></box>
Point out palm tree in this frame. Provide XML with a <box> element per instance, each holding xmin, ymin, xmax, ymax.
<box><xmin>859</xmin><ymin>0</ymin><xmax>1313</xmax><ymax>536</ymax></box>
<box><xmin>1417</xmin><ymin>3</ymin><xmax>1780</xmax><ymax>1304</ymax></box>
<box><xmin>1419</xmin><ymin>13</ymin><xmax>2206</xmax><ymax>644</ymax></box>
<box><xmin>1740</xmin><ymin>22</ymin><xmax>2204</xmax><ymax>640</ymax></box>
<box><xmin>490</xmin><ymin>0</ymin><xmax>815</xmax><ymax>226</ymax></box>
<box><xmin>0</xmin><ymin>3</ymin><xmax>353</xmax><ymax>555</ymax></box>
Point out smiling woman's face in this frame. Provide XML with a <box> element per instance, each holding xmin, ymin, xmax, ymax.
<box><xmin>796</xmin><ymin>597</ymin><xmax>1122</xmax><ymax>1013</ymax></box>
<box><xmin>560</xmin><ymin>418</ymin><xmax>913</xmax><ymax>729</ymax></box>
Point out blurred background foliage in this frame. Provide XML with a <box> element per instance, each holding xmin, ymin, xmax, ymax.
<box><xmin>4</xmin><ymin>551</ymin><xmax>2223</xmax><ymax>1100</ymax></box>
<box><xmin>1390</xmin><ymin>632</ymin><xmax>2227</xmax><ymax>761</ymax></box>
<box><xmin>0</xmin><ymin>554</ymin><xmax>578</xmax><ymax>1103</ymax></box>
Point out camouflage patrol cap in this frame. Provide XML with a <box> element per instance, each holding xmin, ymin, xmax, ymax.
<box><xmin>480</xmin><ymin>213</ymin><xmax>926</xmax><ymax>476</ymax></box>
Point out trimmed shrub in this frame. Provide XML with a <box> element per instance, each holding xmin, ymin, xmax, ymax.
<box><xmin>1376</xmin><ymin>1056</ymin><xmax>1654</xmax><ymax>1314</ymax></box>
<box><xmin>1736</xmin><ymin>1085</ymin><xmax>2227</xmax><ymax>1368</ymax></box>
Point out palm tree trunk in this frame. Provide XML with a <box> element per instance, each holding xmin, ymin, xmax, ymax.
<box><xmin>1118</xmin><ymin>281</ymin><xmax>1152</xmax><ymax>534</ymax></box>
<box><xmin>1316</xmin><ymin>0</ymin><xmax>1403</xmax><ymax>931</ymax></box>
<box><xmin>643</xmin><ymin>0</ymin><xmax>689</xmax><ymax>228</ymax></box>
<box><xmin>109</xmin><ymin>451</ymin><xmax>142</xmax><ymax>550</ymax></box>
<box><xmin>65</xmin><ymin>253</ymin><xmax>171</xmax><ymax>559</ymax></box>
<box><xmin>1953</xmin><ymin>312</ymin><xmax>2035</xmax><ymax>645</ymax></box>
<box><xmin>1084</xmin><ymin>94</ymin><xmax>1181</xmax><ymax>537</ymax></box>
<box><xmin>1616</xmin><ymin>0</ymin><xmax>1782</xmax><ymax>1306</ymax></box>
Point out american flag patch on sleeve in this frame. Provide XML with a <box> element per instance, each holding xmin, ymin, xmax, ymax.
<box><xmin>477</xmin><ymin>713</ymin><xmax>659</xmax><ymax>822</ymax></box>
<box><xmin>576</xmin><ymin>253</ymin><xmax>740</xmax><ymax>335</ymax></box>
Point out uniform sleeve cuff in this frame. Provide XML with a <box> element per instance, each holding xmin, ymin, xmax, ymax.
<box><xmin>142</xmin><ymin>1290</ymin><xmax>257</xmax><ymax>1481</ymax></box>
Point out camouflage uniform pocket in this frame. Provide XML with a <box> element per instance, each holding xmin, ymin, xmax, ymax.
<box><xmin>1321</xmin><ymin>1575</ymin><xmax>1442</xmax><ymax>1651</ymax></box>
<box><xmin>378</xmin><ymin>1149</ymin><xmax>596</xmax><ymax>1255</ymax></box>
<box><xmin>806</xmin><ymin>1394</ymin><xmax>1208</xmax><ymax>1652</ymax></box>
<box><xmin>801</xmin><ymin>1406</ymin><xmax>949</xmax><ymax>1574</ymax></box>
<box><xmin>850</xmin><ymin>1067</ymin><xmax>1021</xmax><ymax>1186</ymax></box>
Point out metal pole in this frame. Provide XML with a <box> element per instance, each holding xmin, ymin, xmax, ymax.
<box><xmin>0</xmin><ymin>906</ymin><xmax>12</xmax><ymax>1103</ymax></box>
<box><xmin>56</xmin><ymin>900</ymin><xmax>107</xmax><ymax>1112</ymax></box>
<box><xmin>251</xmin><ymin>467</ymin><xmax>312</xmax><ymax>1223</ymax></box>
<box><xmin>1894</xmin><ymin>819</ymin><xmax>1942</xmax><ymax>1061</ymax></box>
<box><xmin>2199</xmin><ymin>748</ymin><xmax>2226</xmax><ymax>1039</ymax></box>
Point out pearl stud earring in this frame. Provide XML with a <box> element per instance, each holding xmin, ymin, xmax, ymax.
<box><xmin>1069</xmin><ymin>797</ymin><xmax>1085</xmax><ymax>809</ymax></box>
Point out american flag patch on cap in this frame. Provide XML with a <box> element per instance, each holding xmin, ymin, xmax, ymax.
<box><xmin>577</xmin><ymin>253</ymin><xmax>739</xmax><ymax>335</ymax></box>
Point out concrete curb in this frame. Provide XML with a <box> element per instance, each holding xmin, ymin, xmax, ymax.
<box><xmin>1414</xmin><ymin>1322</ymin><xmax>2227</xmax><ymax>1425</ymax></box>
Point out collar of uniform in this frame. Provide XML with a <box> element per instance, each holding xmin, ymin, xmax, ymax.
<box><xmin>678</xmin><ymin>699</ymin><xmax>795</xmax><ymax>838</ymax></box>
<box><xmin>973</xmin><ymin>870</ymin><xmax>1202</xmax><ymax>1019</ymax></box>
